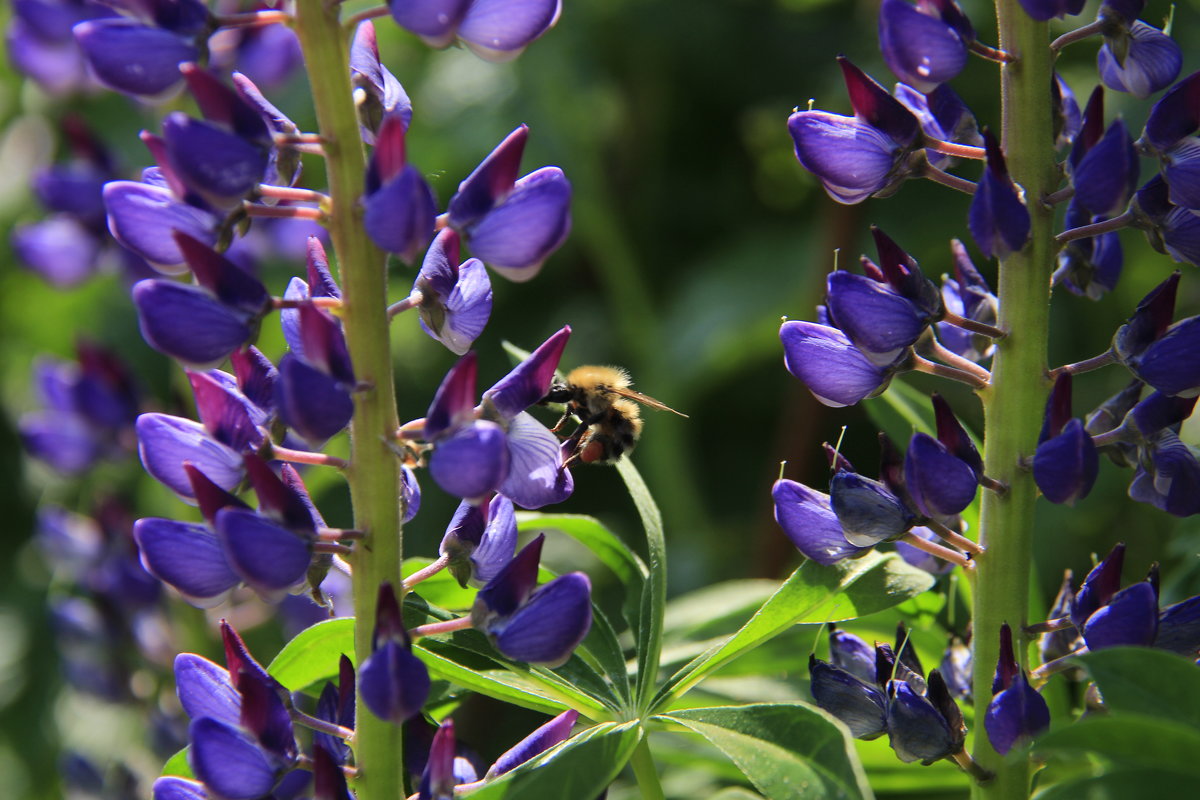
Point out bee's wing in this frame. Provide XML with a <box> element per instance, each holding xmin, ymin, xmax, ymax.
<box><xmin>608</xmin><ymin>386</ymin><xmax>689</xmax><ymax>417</ymax></box>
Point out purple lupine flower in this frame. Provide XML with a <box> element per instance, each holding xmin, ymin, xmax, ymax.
<box><xmin>276</xmin><ymin>299</ymin><xmax>356</xmax><ymax>444</ymax></box>
<box><xmin>1067</xmin><ymin>88</ymin><xmax>1139</xmax><ymax>218</ymax></box>
<box><xmin>808</xmin><ymin>654</ymin><xmax>888</xmax><ymax>738</ymax></box>
<box><xmin>1112</xmin><ymin>271</ymin><xmax>1179</xmax><ymax>368</ymax></box>
<box><xmin>362</xmin><ymin>114</ymin><xmax>436</xmax><ymax>261</ymax></box>
<box><xmin>878</xmin><ymin>0</ymin><xmax>973</xmax><ymax>93</ymax></box>
<box><xmin>825</xmin><ymin>228</ymin><xmax>943</xmax><ymax>365</ymax></box>
<box><xmin>160</xmin><ymin>64</ymin><xmax>274</xmax><ymax>210</ymax></box>
<box><xmin>1033</xmin><ymin>374</ymin><xmax>1099</xmax><ymax>505</ymax></box>
<box><xmin>1056</xmin><ymin>201</ymin><xmax>1124</xmax><ymax>299</ymax></box>
<box><xmin>780</xmin><ymin>320</ymin><xmax>901</xmax><ymax>407</ymax></box>
<box><xmin>350</xmin><ymin>20</ymin><xmax>413</xmax><ymax>143</ymax></box>
<box><xmin>413</xmin><ymin>228</ymin><xmax>493</xmax><ymax>355</ymax></box>
<box><xmin>1138</xmin><ymin>70</ymin><xmax>1200</xmax><ymax>211</ymax></box>
<box><xmin>133</xmin><ymin>233</ymin><xmax>271</xmax><ymax>367</ymax></box>
<box><xmin>1154</xmin><ymin>595</ymin><xmax>1200</xmax><ymax>656</ymax></box>
<box><xmin>175</xmin><ymin>652</ymin><xmax>242</xmax><ymax>726</ymax></box>
<box><xmin>230</xmin><ymin>71</ymin><xmax>304</xmax><ymax>192</ymax></box>
<box><xmin>1081</xmin><ymin>580</ymin><xmax>1159</xmax><ymax>649</ymax></box>
<box><xmin>772</xmin><ymin>479</ymin><xmax>868</xmax><ymax>565</ymax></box>
<box><xmin>12</xmin><ymin>217</ymin><xmax>102</xmax><ymax>287</ymax></box>
<box><xmin>209</xmin><ymin>13</ymin><xmax>303</xmax><ymax>91</ymax></box>
<box><xmin>984</xmin><ymin>623</ymin><xmax>1050</xmax><ymax>755</ymax></box>
<box><xmin>418</xmin><ymin>719</ymin><xmax>459</xmax><ymax>800</ymax></box>
<box><xmin>904</xmin><ymin>430</ymin><xmax>978</xmax><ymax>520</ymax></box>
<box><xmin>1053</xmin><ymin>72</ymin><xmax>1083</xmax><ymax>147</ymax></box>
<box><xmin>893</xmin><ymin>83</ymin><xmax>982</xmax><ymax>171</ymax></box>
<box><xmin>936</xmin><ymin>240</ymin><xmax>998</xmax><ymax>360</ymax></box>
<box><xmin>1097</xmin><ymin>2</ymin><xmax>1181</xmax><ymax>99</ymax></box>
<box><xmin>938</xmin><ymin>637</ymin><xmax>972</xmax><ymax>700</ymax></box>
<box><xmin>788</xmin><ymin>58</ymin><xmax>922</xmax><ymax>204</ymax></box>
<box><xmin>485</xmin><ymin>709</ymin><xmax>578</xmax><ymax>778</ymax></box>
<box><xmin>1071</xmin><ymin>543</ymin><xmax>1127</xmax><ymax>630</ymax></box>
<box><xmin>19</xmin><ymin>344</ymin><xmax>140</xmax><ymax>474</ymax></box>
<box><xmin>1130</xmin><ymin>175</ymin><xmax>1200</xmax><ymax>266</ymax></box>
<box><xmin>446</xmin><ymin>125</ymin><xmax>571</xmax><ymax>282</ymax></box>
<box><xmin>1040</xmin><ymin>571</ymin><xmax>1084</xmax><ymax>664</ymax></box>
<box><xmin>359</xmin><ymin>583</ymin><xmax>431</xmax><ymax>725</ymax></box>
<box><xmin>1016</xmin><ymin>0</ymin><xmax>1086</xmax><ymax>21</ymax></box>
<box><xmin>829</xmin><ymin>462</ymin><xmax>916</xmax><ymax>548</ymax></box>
<box><xmin>885</xmin><ymin>670</ymin><xmax>963</xmax><ymax>763</ymax></box>
<box><xmin>388</xmin><ymin>0</ymin><xmax>562</xmax><ymax>62</ymax></box>
<box><xmin>829</xmin><ymin>628</ymin><xmax>877</xmax><ymax>683</ymax></box>
<box><xmin>153</xmin><ymin>777</ymin><xmax>209</xmax><ymax>800</ymax></box>
<box><xmin>1128</xmin><ymin>429</ymin><xmax>1200</xmax><ymax>516</ymax></box>
<box><xmin>439</xmin><ymin>493</ymin><xmax>517</xmax><ymax>587</ymax></box>
<box><xmin>314</xmin><ymin>656</ymin><xmax>355</xmax><ymax>764</ymax></box>
<box><xmin>969</xmin><ymin>131</ymin><xmax>1030</xmax><ymax>259</ymax></box>
<box><xmin>1122</xmin><ymin>313</ymin><xmax>1200</xmax><ymax>398</ymax></box>
<box><xmin>470</xmin><ymin>535</ymin><xmax>592</xmax><ymax>667</ymax></box>
<box><xmin>8</xmin><ymin>0</ymin><xmax>112</xmax><ymax>94</ymax></box>
<box><xmin>312</xmin><ymin>742</ymin><xmax>351</xmax><ymax>800</ymax></box>
<box><xmin>426</xmin><ymin>352</ymin><xmax>511</xmax><ymax>501</ymax></box>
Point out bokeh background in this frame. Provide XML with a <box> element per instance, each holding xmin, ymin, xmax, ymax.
<box><xmin>3</xmin><ymin>1</ymin><xmax>1200</xmax><ymax>797</ymax></box>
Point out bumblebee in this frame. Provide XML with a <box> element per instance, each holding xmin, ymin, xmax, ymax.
<box><xmin>542</xmin><ymin>365</ymin><xmax>687</xmax><ymax>464</ymax></box>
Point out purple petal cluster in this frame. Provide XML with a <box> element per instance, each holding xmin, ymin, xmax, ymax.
<box><xmin>878</xmin><ymin>0</ymin><xmax>973</xmax><ymax>93</ymax></box>
<box><xmin>350</xmin><ymin>21</ymin><xmax>413</xmax><ymax>144</ymax></box>
<box><xmin>1096</xmin><ymin>2</ymin><xmax>1182</xmax><ymax>99</ymax></box>
<box><xmin>936</xmin><ymin>240</ymin><xmax>997</xmax><ymax>360</ymax></box>
<box><xmin>359</xmin><ymin>583</ymin><xmax>431</xmax><ymax>725</ymax></box>
<box><xmin>363</xmin><ymin>115</ymin><xmax>436</xmax><ymax>262</ymax></box>
<box><xmin>968</xmin><ymin>132</ymin><xmax>1030</xmax><ymax>259</ymax></box>
<box><xmin>413</xmin><ymin>228</ymin><xmax>493</xmax><ymax>354</ymax></box>
<box><xmin>387</xmin><ymin>0</ymin><xmax>562</xmax><ymax>62</ymax></box>
<box><xmin>984</xmin><ymin>624</ymin><xmax>1050</xmax><ymax>755</ymax></box>
<box><xmin>1033</xmin><ymin>374</ymin><xmax>1099</xmax><ymax>505</ymax></box>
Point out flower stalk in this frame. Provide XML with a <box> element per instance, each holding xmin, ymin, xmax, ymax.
<box><xmin>293</xmin><ymin>2</ymin><xmax>404</xmax><ymax>798</ymax></box>
<box><xmin>970</xmin><ymin>4</ymin><xmax>1058</xmax><ymax>798</ymax></box>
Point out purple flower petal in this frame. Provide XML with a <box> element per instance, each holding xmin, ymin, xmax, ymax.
<box><xmin>780</xmin><ymin>320</ymin><xmax>893</xmax><ymax>407</ymax></box>
<box><xmin>387</xmin><ymin>0</ymin><xmax>471</xmax><ymax>45</ymax></box>
<box><xmin>788</xmin><ymin>111</ymin><xmax>901</xmax><ymax>204</ymax></box>
<box><xmin>771</xmin><ymin>479</ymin><xmax>865</xmax><ymax>565</ymax></box>
<box><xmin>133</xmin><ymin>518</ymin><xmax>239</xmax><ymax>606</ymax></box>
<box><xmin>103</xmin><ymin>181</ymin><xmax>218</xmax><ymax>273</ymax></box>
<box><xmin>457</xmin><ymin>0</ymin><xmax>561</xmax><ymax>62</ymax></box>
<box><xmin>498</xmin><ymin>411</ymin><xmax>573</xmax><ymax>509</ymax></box>
<box><xmin>162</xmin><ymin>113</ymin><xmax>269</xmax><ymax>208</ymax></box>
<box><xmin>133</xmin><ymin>280</ymin><xmax>254</xmax><ymax>368</ymax></box>
<box><xmin>363</xmin><ymin>164</ymin><xmax>437</xmax><ymax>263</ymax></box>
<box><xmin>73</xmin><ymin>18</ymin><xmax>195</xmax><ymax>98</ymax></box>
<box><xmin>136</xmin><ymin>413</ymin><xmax>244</xmax><ymax>500</ymax></box>
<box><xmin>174</xmin><ymin>653</ymin><xmax>241</xmax><ymax>725</ymax></box>
<box><xmin>448</xmin><ymin>126</ymin><xmax>528</xmax><ymax>228</ymax></box>
<box><xmin>1083</xmin><ymin>581</ymin><xmax>1160</xmax><ymax>649</ymax></box>
<box><xmin>1098</xmin><ymin>20</ymin><xmax>1182</xmax><ymax>99</ymax></box>
<box><xmin>19</xmin><ymin>411</ymin><xmax>101</xmax><ymax>474</ymax></box>
<box><xmin>275</xmin><ymin>354</ymin><xmax>354</xmax><ymax>444</ymax></box>
<box><xmin>489</xmin><ymin>572</ymin><xmax>592</xmax><ymax>667</ymax></box>
<box><xmin>984</xmin><ymin>672</ymin><xmax>1050</xmax><ymax>755</ymax></box>
<box><xmin>905</xmin><ymin>432</ymin><xmax>978</xmax><ymax>516</ymax></box>
<box><xmin>429</xmin><ymin>420</ymin><xmax>510</xmax><ymax>501</ymax></box>
<box><xmin>188</xmin><ymin>717</ymin><xmax>279</xmax><ymax>800</ymax></box>
<box><xmin>359</xmin><ymin>639</ymin><xmax>431</xmax><ymax>725</ymax></box>
<box><xmin>826</xmin><ymin>270</ymin><xmax>928</xmax><ymax>363</ymax></box>
<box><xmin>465</xmin><ymin>167</ymin><xmax>571</xmax><ymax>281</ymax></box>
<box><xmin>808</xmin><ymin>656</ymin><xmax>887</xmax><ymax>739</ymax></box>
<box><xmin>482</xmin><ymin>326</ymin><xmax>571</xmax><ymax>420</ymax></box>
<box><xmin>12</xmin><ymin>217</ymin><xmax>102</xmax><ymax>287</ymax></box>
<box><xmin>152</xmin><ymin>777</ymin><xmax>208</xmax><ymax>800</ymax></box>
<box><xmin>425</xmin><ymin>352</ymin><xmax>479</xmax><ymax>440</ymax></box>
<box><xmin>486</xmin><ymin>709</ymin><xmax>578</xmax><ymax>778</ymax></box>
<box><xmin>215</xmin><ymin>508</ymin><xmax>312</xmax><ymax>595</ymax></box>
<box><xmin>878</xmin><ymin>0</ymin><xmax>969</xmax><ymax>93</ymax></box>
<box><xmin>1033</xmin><ymin>419</ymin><xmax>1099</xmax><ymax>505</ymax></box>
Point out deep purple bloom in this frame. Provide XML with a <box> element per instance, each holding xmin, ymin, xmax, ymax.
<box><xmin>829</xmin><ymin>468</ymin><xmax>916</xmax><ymax>548</ymax></box>
<box><xmin>471</xmin><ymin>535</ymin><xmax>592</xmax><ymax>667</ymax></box>
<box><xmin>485</xmin><ymin>709</ymin><xmax>578</xmax><ymax>778</ymax></box>
<box><xmin>893</xmin><ymin>83</ymin><xmax>982</xmax><ymax>171</ymax></box>
<box><xmin>1040</xmin><ymin>571</ymin><xmax>1084</xmax><ymax>664</ymax></box>
<box><xmin>1016</xmin><ymin>0</ymin><xmax>1086</xmax><ymax>21</ymax></box>
<box><xmin>276</xmin><ymin>301</ymin><xmax>355</xmax><ymax>444</ymax></box>
<box><xmin>359</xmin><ymin>583</ymin><xmax>431</xmax><ymax>725</ymax></box>
<box><xmin>1098</xmin><ymin>15</ymin><xmax>1182</xmax><ymax>99</ymax></box>
<box><xmin>152</xmin><ymin>777</ymin><xmax>209</xmax><ymax>800</ymax></box>
<box><xmin>885</xmin><ymin>673</ymin><xmax>961</xmax><ymax>763</ymax></box>
<box><xmin>1067</xmin><ymin>89</ymin><xmax>1139</xmax><ymax>217</ymax></box>
<box><xmin>362</xmin><ymin>114</ymin><xmax>436</xmax><ymax>262</ymax></box>
<box><xmin>905</xmin><ymin>433</ymin><xmax>978</xmax><ymax>517</ymax></box>
<box><xmin>350</xmin><ymin>21</ymin><xmax>413</xmax><ymax>143</ymax></box>
<box><xmin>772</xmin><ymin>479</ymin><xmax>868</xmax><ymax>565</ymax></box>
<box><xmin>984</xmin><ymin>624</ymin><xmax>1050</xmax><ymax>755</ymax></box>
<box><xmin>388</xmin><ymin>0</ymin><xmax>562</xmax><ymax>62</ymax></box>
<box><xmin>133</xmin><ymin>233</ymin><xmax>271</xmax><ymax>367</ymax></box>
<box><xmin>780</xmin><ymin>320</ymin><xmax>899</xmax><ymax>407</ymax></box>
<box><xmin>418</xmin><ymin>719</ymin><xmax>459</xmax><ymax>800</ymax></box>
<box><xmin>1033</xmin><ymin>374</ymin><xmax>1099</xmax><ymax>505</ymax></box>
<box><xmin>1139</xmin><ymin>70</ymin><xmax>1200</xmax><ymax>211</ymax></box>
<box><xmin>73</xmin><ymin>17</ymin><xmax>198</xmax><ymax>99</ymax></box>
<box><xmin>808</xmin><ymin>654</ymin><xmax>888</xmax><ymax>739</ymax></box>
<box><xmin>12</xmin><ymin>217</ymin><xmax>102</xmax><ymax>287</ymax></box>
<box><xmin>1131</xmin><ymin>176</ymin><xmax>1200</xmax><ymax>266</ymax></box>
<box><xmin>439</xmin><ymin>493</ymin><xmax>517</xmax><ymax>587</ymax></box>
<box><xmin>1055</xmin><ymin>201</ymin><xmax>1124</xmax><ymax>299</ymax></box>
<box><xmin>175</xmin><ymin>653</ymin><xmax>242</xmax><ymax>726</ymax></box>
<box><xmin>1155</xmin><ymin>595</ymin><xmax>1200</xmax><ymax>656</ymax></box>
<box><xmin>936</xmin><ymin>240</ymin><xmax>998</xmax><ymax>360</ymax></box>
<box><xmin>1113</xmin><ymin>271</ymin><xmax>1179</xmax><ymax>366</ymax></box>
<box><xmin>1082</xmin><ymin>581</ymin><xmax>1159</xmax><ymax>649</ymax></box>
<box><xmin>103</xmin><ymin>177</ymin><xmax>220</xmax><ymax>274</ymax></box>
<box><xmin>426</xmin><ymin>352</ymin><xmax>510</xmax><ymax>501</ymax></box>
<box><xmin>413</xmin><ymin>228</ymin><xmax>493</xmax><ymax>355</ymax></box>
<box><xmin>134</xmin><ymin>516</ymin><xmax>240</xmax><ymax>607</ymax></box>
<box><xmin>829</xmin><ymin>628</ymin><xmax>877</xmax><ymax>683</ymax></box>
<box><xmin>1054</xmin><ymin>73</ymin><xmax>1083</xmax><ymax>146</ymax></box>
<box><xmin>788</xmin><ymin>58</ymin><xmax>922</xmax><ymax>204</ymax></box>
<box><xmin>8</xmin><ymin>0</ymin><xmax>111</xmax><ymax>94</ymax></box>
<box><xmin>1129</xmin><ymin>429</ymin><xmax>1200</xmax><ymax>516</ymax></box>
<box><xmin>968</xmin><ymin>131</ymin><xmax>1030</xmax><ymax>259</ymax></box>
<box><xmin>1071</xmin><ymin>543</ymin><xmax>1127</xmax><ymax>630</ymax></box>
<box><xmin>878</xmin><ymin>0</ymin><xmax>972</xmax><ymax>93</ymax></box>
<box><xmin>447</xmin><ymin>126</ymin><xmax>571</xmax><ymax>281</ymax></box>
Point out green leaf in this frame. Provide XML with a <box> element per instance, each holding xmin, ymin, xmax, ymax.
<box><xmin>616</xmin><ymin>458</ymin><xmax>667</xmax><ymax>712</ymax></box>
<box><xmin>580</xmin><ymin>602</ymin><xmax>632</xmax><ymax>705</ymax></box>
<box><xmin>416</xmin><ymin>636</ymin><xmax>611</xmax><ymax>717</ymax></box>
<box><xmin>1033</xmin><ymin>767</ymin><xmax>1200</xmax><ymax>800</ymax></box>
<box><xmin>404</xmin><ymin>557</ymin><xmax>477</xmax><ymax>610</ymax></box>
<box><xmin>652</xmin><ymin>551</ymin><xmax>934</xmax><ymax>711</ymax></box>
<box><xmin>460</xmin><ymin>722</ymin><xmax>642</xmax><ymax>799</ymax></box>
<box><xmin>1034</xmin><ymin>712</ymin><xmax>1200</xmax><ymax>777</ymax></box>
<box><xmin>1075</xmin><ymin>647</ymin><xmax>1200</xmax><ymax>731</ymax></box>
<box><xmin>515</xmin><ymin>512</ymin><xmax>648</xmax><ymax>589</ymax></box>
<box><xmin>160</xmin><ymin>747</ymin><xmax>193</xmax><ymax>778</ymax></box>
<box><xmin>267</xmin><ymin>618</ymin><xmax>356</xmax><ymax>692</ymax></box>
<box><xmin>863</xmin><ymin>377</ymin><xmax>936</xmax><ymax>445</ymax></box>
<box><xmin>663</xmin><ymin>580</ymin><xmax>781</xmax><ymax>640</ymax></box>
<box><xmin>658</xmin><ymin>704</ymin><xmax>873</xmax><ymax>800</ymax></box>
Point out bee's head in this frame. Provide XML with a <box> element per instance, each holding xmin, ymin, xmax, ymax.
<box><xmin>541</xmin><ymin>380</ymin><xmax>573</xmax><ymax>405</ymax></box>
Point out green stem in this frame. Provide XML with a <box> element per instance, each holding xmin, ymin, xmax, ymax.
<box><xmin>971</xmin><ymin>4</ymin><xmax>1057</xmax><ymax>799</ymax></box>
<box><xmin>292</xmin><ymin>3</ymin><xmax>404</xmax><ymax>799</ymax></box>
<box><xmin>629</xmin><ymin>736</ymin><xmax>667</xmax><ymax>800</ymax></box>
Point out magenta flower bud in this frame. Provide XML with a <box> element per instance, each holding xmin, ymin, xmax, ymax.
<box><xmin>415</xmin><ymin>229</ymin><xmax>493</xmax><ymax>355</ymax></box>
<box><xmin>359</xmin><ymin>583</ymin><xmax>431</xmax><ymax>725</ymax></box>
<box><xmin>73</xmin><ymin>18</ymin><xmax>196</xmax><ymax>99</ymax></box>
<box><xmin>984</xmin><ymin>624</ymin><xmax>1050</xmax><ymax>755</ymax></box>
<box><xmin>471</xmin><ymin>535</ymin><xmax>592</xmax><ymax>666</ymax></box>
<box><xmin>969</xmin><ymin>132</ymin><xmax>1030</xmax><ymax>259</ymax></box>
<box><xmin>771</xmin><ymin>479</ymin><xmax>866</xmax><ymax>565</ymax></box>
<box><xmin>878</xmin><ymin>0</ymin><xmax>972</xmax><ymax>93</ymax></box>
<box><xmin>485</xmin><ymin>710</ymin><xmax>578</xmax><ymax>779</ymax></box>
<box><xmin>780</xmin><ymin>321</ymin><xmax>898</xmax><ymax>407</ymax></box>
<box><xmin>363</xmin><ymin>115</ymin><xmax>436</xmax><ymax>262</ymax></box>
<box><xmin>419</xmin><ymin>719</ymin><xmax>460</xmax><ymax>800</ymax></box>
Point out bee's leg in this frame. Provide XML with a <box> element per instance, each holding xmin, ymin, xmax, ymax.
<box><xmin>561</xmin><ymin>420</ymin><xmax>592</xmax><ymax>462</ymax></box>
<box><xmin>550</xmin><ymin>408</ymin><xmax>573</xmax><ymax>434</ymax></box>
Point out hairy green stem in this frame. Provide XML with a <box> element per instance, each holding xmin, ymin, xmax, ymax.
<box><xmin>293</xmin><ymin>3</ymin><xmax>404</xmax><ymax>798</ymax></box>
<box><xmin>629</xmin><ymin>736</ymin><xmax>667</xmax><ymax>800</ymax></box>
<box><xmin>971</xmin><ymin>4</ymin><xmax>1057</xmax><ymax>799</ymax></box>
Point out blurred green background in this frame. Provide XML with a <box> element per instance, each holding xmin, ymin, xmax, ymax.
<box><xmin>3</xmin><ymin>0</ymin><xmax>1200</xmax><ymax>797</ymax></box>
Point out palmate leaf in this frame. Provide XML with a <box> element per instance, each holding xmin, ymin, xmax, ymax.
<box><xmin>657</xmin><ymin>704</ymin><xmax>873</xmax><ymax>800</ymax></box>
<box><xmin>651</xmin><ymin>551</ymin><xmax>934</xmax><ymax>711</ymax></box>
<box><xmin>460</xmin><ymin>721</ymin><xmax>642</xmax><ymax>799</ymax></box>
